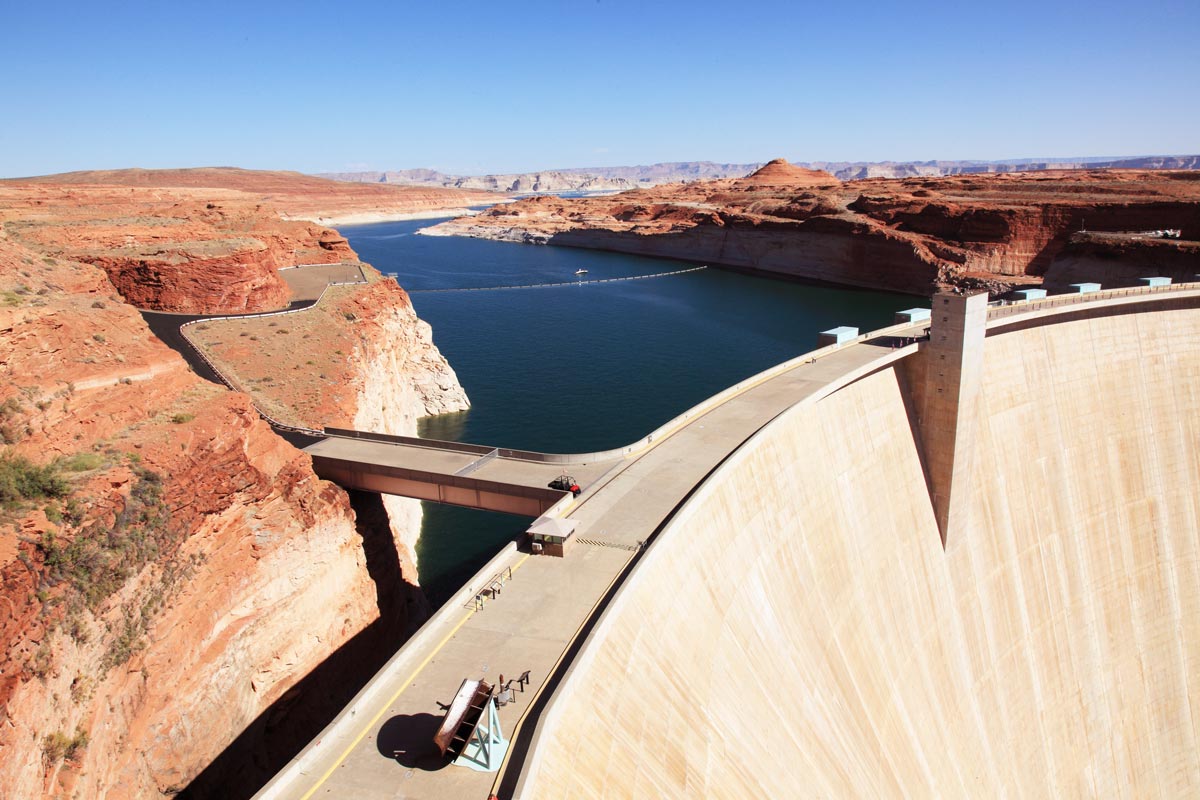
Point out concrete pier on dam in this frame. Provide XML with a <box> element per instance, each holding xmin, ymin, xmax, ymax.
<box><xmin>259</xmin><ymin>281</ymin><xmax>1200</xmax><ymax>800</ymax></box>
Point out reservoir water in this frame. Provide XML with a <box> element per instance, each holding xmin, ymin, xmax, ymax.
<box><xmin>342</xmin><ymin>217</ymin><xmax>917</xmax><ymax>602</ymax></box>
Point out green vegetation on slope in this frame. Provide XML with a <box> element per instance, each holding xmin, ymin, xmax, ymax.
<box><xmin>0</xmin><ymin>450</ymin><xmax>69</xmax><ymax>508</ymax></box>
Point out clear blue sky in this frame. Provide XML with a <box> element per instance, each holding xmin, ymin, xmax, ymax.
<box><xmin>4</xmin><ymin>0</ymin><xmax>1198</xmax><ymax>177</ymax></box>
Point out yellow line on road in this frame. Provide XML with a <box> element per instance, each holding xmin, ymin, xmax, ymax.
<box><xmin>298</xmin><ymin>553</ymin><xmax>531</xmax><ymax>799</ymax></box>
<box><xmin>488</xmin><ymin>546</ymin><xmax>639</xmax><ymax>796</ymax></box>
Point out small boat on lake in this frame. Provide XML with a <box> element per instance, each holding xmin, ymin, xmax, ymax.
<box><xmin>574</xmin><ymin>268</ymin><xmax>588</xmax><ymax>276</ymax></box>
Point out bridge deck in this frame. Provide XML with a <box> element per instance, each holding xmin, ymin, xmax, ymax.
<box><xmin>261</xmin><ymin>324</ymin><xmax>924</xmax><ymax>800</ymax></box>
<box><xmin>303</xmin><ymin>437</ymin><xmax>616</xmax><ymax>492</ymax></box>
<box><xmin>303</xmin><ymin>437</ymin><xmax>619</xmax><ymax>516</ymax></box>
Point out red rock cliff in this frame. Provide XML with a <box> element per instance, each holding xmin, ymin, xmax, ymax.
<box><xmin>186</xmin><ymin>276</ymin><xmax>470</xmax><ymax>581</ymax></box>
<box><xmin>0</xmin><ymin>185</ymin><xmax>465</xmax><ymax>796</ymax></box>
<box><xmin>425</xmin><ymin>163</ymin><xmax>1200</xmax><ymax>294</ymax></box>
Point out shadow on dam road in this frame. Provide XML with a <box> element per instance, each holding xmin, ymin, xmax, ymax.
<box><xmin>376</xmin><ymin>713</ymin><xmax>446</xmax><ymax>771</ymax></box>
<box><xmin>179</xmin><ymin>491</ymin><xmax>430</xmax><ymax>800</ymax></box>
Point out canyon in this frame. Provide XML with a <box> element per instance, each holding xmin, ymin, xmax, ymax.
<box><xmin>0</xmin><ymin>172</ymin><xmax>467</xmax><ymax>797</ymax></box>
<box><xmin>3</xmin><ymin>161</ymin><xmax>1198</xmax><ymax>799</ymax></box>
<box><xmin>424</xmin><ymin>160</ymin><xmax>1200</xmax><ymax>295</ymax></box>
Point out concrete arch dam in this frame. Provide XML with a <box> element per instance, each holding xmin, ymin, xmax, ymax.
<box><xmin>261</xmin><ymin>283</ymin><xmax>1200</xmax><ymax>800</ymax></box>
<box><xmin>519</xmin><ymin>291</ymin><xmax>1200</xmax><ymax>797</ymax></box>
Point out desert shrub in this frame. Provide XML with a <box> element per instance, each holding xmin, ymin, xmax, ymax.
<box><xmin>92</xmin><ymin>333</ymin><xmax>106</xmax><ymax>344</ymax></box>
<box><xmin>170</xmin><ymin>413</ymin><xmax>194</xmax><ymax>424</ymax></box>
<box><xmin>103</xmin><ymin>607</ymin><xmax>146</xmax><ymax>670</ymax></box>
<box><xmin>62</xmin><ymin>497</ymin><xmax>84</xmax><ymax>525</ymax></box>
<box><xmin>0</xmin><ymin>451</ymin><xmax>68</xmax><ymax>507</ymax></box>
<box><xmin>61</xmin><ymin>452</ymin><xmax>104</xmax><ymax>472</ymax></box>
<box><xmin>42</xmin><ymin>728</ymin><xmax>89</xmax><ymax>765</ymax></box>
<box><xmin>90</xmin><ymin>300</ymin><xmax>105</xmax><ymax>309</ymax></box>
<box><xmin>39</xmin><ymin>467</ymin><xmax>172</xmax><ymax>611</ymax></box>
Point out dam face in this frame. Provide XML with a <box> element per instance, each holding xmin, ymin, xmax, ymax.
<box><xmin>518</xmin><ymin>304</ymin><xmax>1200</xmax><ymax>797</ymax></box>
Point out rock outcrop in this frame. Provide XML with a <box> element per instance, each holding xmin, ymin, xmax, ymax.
<box><xmin>183</xmin><ymin>275</ymin><xmax>470</xmax><ymax>575</ymax></box>
<box><xmin>0</xmin><ymin>168</ymin><xmax>503</xmax><ymax>314</ymax></box>
<box><xmin>426</xmin><ymin>163</ymin><xmax>1200</xmax><ymax>295</ymax></box>
<box><xmin>0</xmin><ymin>182</ymin><xmax>467</xmax><ymax>796</ymax></box>
<box><xmin>344</xmin><ymin>281</ymin><xmax>470</xmax><ymax>571</ymax></box>
<box><xmin>0</xmin><ymin>184</ymin><xmax>359</xmax><ymax>313</ymax></box>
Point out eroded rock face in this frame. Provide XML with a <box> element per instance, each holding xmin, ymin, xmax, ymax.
<box><xmin>342</xmin><ymin>281</ymin><xmax>470</xmax><ymax>571</ymax></box>
<box><xmin>0</xmin><ymin>189</ymin><xmax>465</xmax><ymax>796</ymax></box>
<box><xmin>184</xmin><ymin>277</ymin><xmax>470</xmax><ymax>576</ymax></box>
<box><xmin>426</xmin><ymin>162</ymin><xmax>1200</xmax><ymax>295</ymax></box>
<box><xmin>0</xmin><ymin>167</ymin><xmax>498</xmax><ymax>314</ymax></box>
<box><xmin>0</xmin><ymin>186</ymin><xmax>357</xmax><ymax>313</ymax></box>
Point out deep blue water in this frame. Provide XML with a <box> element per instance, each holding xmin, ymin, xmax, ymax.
<box><xmin>343</xmin><ymin>217</ymin><xmax>917</xmax><ymax>602</ymax></box>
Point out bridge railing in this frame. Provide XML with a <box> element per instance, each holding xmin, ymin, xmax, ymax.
<box><xmin>322</xmin><ymin>427</ymin><xmax>496</xmax><ymax>456</ymax></box>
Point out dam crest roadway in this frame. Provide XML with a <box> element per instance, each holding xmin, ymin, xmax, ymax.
<box><xmin>257</xmin><ymin>278</ymin><xmax>1200</xmax><ymax>800</ymax></box>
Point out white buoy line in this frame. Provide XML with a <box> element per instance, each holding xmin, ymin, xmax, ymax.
<box><xmin>406</xmin><ymin>265</ymin><xmax>708</xmax><ymax>294</ymax></box>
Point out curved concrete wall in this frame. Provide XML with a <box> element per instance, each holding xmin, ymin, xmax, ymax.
<box><xmin>520</xmin><ymin>306</ymin><xmax>1200</xmax><ymax>797</ymax></box>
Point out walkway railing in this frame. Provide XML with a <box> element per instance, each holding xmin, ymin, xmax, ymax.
<box><xmin>470</xmin><ymin>565</ymin><xmax>515</xmax><ymax>611</ymax></box>
<box><xmin>986</xmin><ymin>279</ymin><xmax>1200</xmax><ymax>322</ymax></box>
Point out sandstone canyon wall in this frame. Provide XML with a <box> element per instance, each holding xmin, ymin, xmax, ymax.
<box><xmin>0</xmin><ymin>184</ymin><xmax>467</xmax><ymax>797</ymax></box>
<box><xmin>521</xmin><ymin>305</ymin><xmax>1200</xmax><ymax>797</ymax></box>
<box><xmin>185</xmin><ymin>277</ymin><xmax>470</xmax><ymax>579</ymax></box>
<box><xmin>426</xmin><ymin>162</ymin><xmax>1200</xmax><ymax>296</ymax></box>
